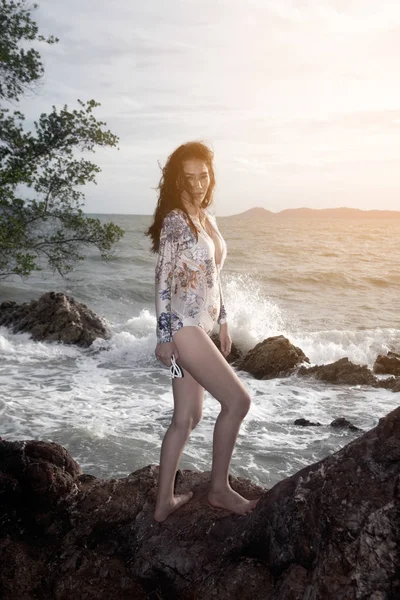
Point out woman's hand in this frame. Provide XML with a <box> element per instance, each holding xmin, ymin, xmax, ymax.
<box><xmin>219</xmin><ymin>323</ymin><xmax>232</xmax><ymax>357</ymax></box>
<box><xmin>155</xmin><ymin>341</ymin><xmax>178</xmax><ymax>366</ymax></box>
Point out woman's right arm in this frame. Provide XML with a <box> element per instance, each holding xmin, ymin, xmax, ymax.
<box><xmin>155</xmin><ymin>212</ymin><xmax>179</xmax><ymax>361</ymax></box>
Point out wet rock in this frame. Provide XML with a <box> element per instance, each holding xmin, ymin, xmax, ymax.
<box><xmin>330</xmin><ymin>417</ymin><xmax>361</xmax><ymax>432</ymax></box>
<box><xmin>210</xmin><ymin>333</ymin><xmax>243</xmax><ymax>364</ymax></box>
<box><xmin>246</xmin><ymin>407</ymin><xmax>400</xmax><ymax>600</ymax></box>
<box><xmin>378</xmin><ymin>376</ymin><xmax>400</xmax><ymax>393</ymax></box>
<box><xmin>298</xmin><ymin>357</ymin><xmax>377</xmax><ymax>386</ymax></box>
<box><xmin>390</xmin><ymin>378</ymin><xmax>400</xmax><ymax>393</ymax></box>
<box><xmin>294</xmin><ymin>418</ymin><xmax>322</xmax><ymax>427</ymax></box>
<box><xmin>238</xmin><ymin>335</ymin><xmax>309</xmax><ymax>379</ymax></box>
<box><xmin>373</xmin><ymin>351</ymin><xmax>400</xmax><ymax>376</ymax></box>
<box><xmin>1</xmin><ymin>407</ymin><xmax>400</xmax><ymax>599</ymax></box>
<box><xmin>0</xmin><ymin>292</ymin><xmax>111</xmax><ymax>347</ymax></box>
<box><xmin>294</xmin><ymin>418</ymin><xmax>361</xmax><ymax>431</ymax></box>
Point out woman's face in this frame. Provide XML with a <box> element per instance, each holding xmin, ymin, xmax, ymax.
<box><xmin>180</xmin><ymin>159</ymin><xmax>210</xmax><ymax>211</ymax></box>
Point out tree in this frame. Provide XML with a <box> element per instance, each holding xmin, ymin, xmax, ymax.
<box><xmin>0</xmin><ymin>0</ymin><xmax>124</xmax><ymax>278</ymax></box>
<box><xmin>0</xmin><ymin>0</ymin><xmax>58</xmax><ymax>102</ymax></box>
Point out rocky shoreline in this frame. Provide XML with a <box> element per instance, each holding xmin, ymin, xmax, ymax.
<box><xmin>1</xmin><ymin>292</ymin><xmax>399</xmax><ymax>598</ymax></box>
<box><xmin>0</xmin><ymin>292</ymin><xmax>111</xmax><ymax>347</ymax></box>
<box><xmin>1</xmin><ymin>292</ymin><xmax>399</xmax><ymax>392</ymax></box>
<box><xmin>1</xmin><ymin>407</ymin><xmax>399</xmax><ymax>599</ymax></box>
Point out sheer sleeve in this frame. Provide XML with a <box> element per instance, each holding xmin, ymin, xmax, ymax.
<box><xmin>155</xmin><ymin>212</ymin><xmax>179</xmax><ymax>343</ymax></box>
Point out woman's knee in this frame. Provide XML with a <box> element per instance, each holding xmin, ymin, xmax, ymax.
<box><xmin>227</xmin><ymin>391</ymin><xmax>251</xmax><ymax>420</ymax></box>
<box><xmin>172</xmin><ymin>411</ymin><xmax>202</xmax><ymax>433</ymax></box>
<box><xmin>190</xmin><ymin>410</ymin><xmax>203</xmax><ymax>429</ymax></box>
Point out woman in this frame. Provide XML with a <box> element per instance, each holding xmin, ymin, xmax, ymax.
<box><xmin>147</xmin><ymin>141</ymin><xmax>258</xmax><ymax>522</ymax></box>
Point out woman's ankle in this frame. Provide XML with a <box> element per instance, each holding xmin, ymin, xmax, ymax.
<box><xmin>209</xmin><ymin>480</ymin><xmax>230</xmax><ymax>494</ymax></box>
<box><xmin>155</xmin><ymin>489</ymin><xmax>175</xmax><ymax>505</ymax></box>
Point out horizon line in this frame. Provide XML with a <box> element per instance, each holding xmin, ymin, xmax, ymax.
<box><xmin>84</xmin><ymin>206</ymin><xmax>400</xmax><ymax>217</ymax></box>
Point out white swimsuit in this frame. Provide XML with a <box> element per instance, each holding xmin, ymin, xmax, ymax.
<box><xmin>155</xmin><ymin>208</ymin><xmax>228</xmax><ymax>343</ymax></box>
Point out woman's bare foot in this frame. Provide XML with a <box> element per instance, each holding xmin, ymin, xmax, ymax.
<box><xmin>154</xmin><ymin>491</ymin><xmax>193</xmax><ymax>523</ymax></box>
<box><xmin>208</xmin><ymin>487</ymin><xmax>259</xmax><ymax>515</ymax></box>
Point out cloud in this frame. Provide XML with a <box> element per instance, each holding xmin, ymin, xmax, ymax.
<box><xmin>10</xmin><ymin>0</ymin><xmax>400</xmax><ymax>214</ymax></box>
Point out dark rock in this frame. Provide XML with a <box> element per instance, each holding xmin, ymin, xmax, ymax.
<box><xmin>0</xmin><ymin>439</ymin><xmax>82</xmax><ymax>514</ymax></box>
<box><xmin>246</xmin><ymin>407</ymin><xmax>400</xmax><ymax>600</ymax></box>
<box><xmin>1</xmin><ymin>408</ymin><xmax>400</xmax><ymax>599</ymax></box>
<box><xmin>210</xmin><ymin>333</ymin><xmax>243</xmax><ymax>364</ymax></box>
<box><xmin>374</xmin><ymin>351</ymin><xmax>400</xmax><ymax>376</ymax></box>
<box><xmin>298</xmin><ymin>357</ymin><xmax>400</xmax><ymax>393</ymax></box>
<box><xmin>238</xmin><ymin>335</ymin><xmax>309</xmax><ymax>379</ymax></box>
<box><xmin>390</xmin><ymin>378</ymin><xmax>400</xmax><ymax>393</ymax></box>
<box><xmin>294</xmin><ymin>418</ymin><xmax>322</xmax><ymax>427</ymax></box>
<box><xmin>294</xmin><ymin>418</ymin><xmax>361</xmax><ymax>431</ymax></box>
<box><xmin>298</xmin><ymin>357</ymin><xmax>377</xmax><ymax>386</ymax></box>
<box><xmin>330</xmin><ymin>417</ymin><xmax>361</xmax><ymax>432</ymax></box>
<box><xmin>0</xmin><ymin>292</ymin><xmax>111</xmax><ymax>347</ymax></box>
<box><xmin>379</xmin><ymin>376</ymin><xmax>400</xmax><ymax>393</ymax></box>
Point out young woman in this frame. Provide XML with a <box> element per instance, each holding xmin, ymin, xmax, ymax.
<box><xmin>146</xmin><ymin>141</ymin><xmax>258</xmax><ymax>522</ymax></box>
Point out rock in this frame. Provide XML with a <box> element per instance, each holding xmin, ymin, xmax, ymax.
<box><xmin>330</xmin><ymin>417</ymin><xmax>361</xmax><ymax>432</ymax></box>
<box><xmin>298</xmin><ymin>357</ymin><xmax>377</xmax><ymax>386</ymax></box>
<box><xmin>238</xmin><ymin>335</ymin><xmax>309</xmax><ymax>380</ymax></box>
<box><xmin>246</xmin><ymin>406</ymin><xmax>400</xmax><ymax>600</ymax></box>
<box><xmin>0</xmin><ymin>439</ymin><xmax>82</xmax><ymax>516</ymax></box>
<box><xmin>210</xmin><ymin>333</ymin><xmax>243</xmax><ymax>364</ymax></box>
<box><xmin>1</xmin><ymin>408</ymin><xmax>400</xmax><ymax>598</ymax></box>
<box><xmin>373</xmin><ymin>351</ymin><xmax>400</xmax><ymax>376</ymax></box>
<box><xmin>298</xmin><ymin>358</ymin><xmax>400</xmax><ymax>393</ymax></box>
<box><xmin>294</xmin><ymin>418</ymin><xmax>322</xmax><ymax>427</ymax></box>
<box><xmin>294</xmin><ymin>417</ymin><xmax>361</xmax><ymax>431</ymax></box>
<box><xmin>0</xmin><ymin>292</ymin><xmax>111</xmax><ymax>347</ymax></box>
<box><xmin>378</xmin><ymin>376</ymin><xmax>400</xmax><ymax>393</ymax></box>
<box><xmin>390</xmin><ymin>378</ymin><xmax>400</xmax><ymax>393</ymax></box>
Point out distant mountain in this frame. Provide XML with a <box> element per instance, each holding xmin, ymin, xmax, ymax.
<box><xmin>228</xmin><ymin>206</ymin><xmax>400</xmax><ymax>219</ymax></box>
<box><xmin>225</xmin><ymin>207</ymin><xmax>274</xmax><ymax>219</ymax></box>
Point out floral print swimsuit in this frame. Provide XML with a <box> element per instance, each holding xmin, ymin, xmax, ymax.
<box><xmin>155</xmin><ymin>209</ymin><xmax>228</xmax><ymax>343</ymax></box>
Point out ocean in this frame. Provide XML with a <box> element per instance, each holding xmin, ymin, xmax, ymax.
<box><xmin>0</xmin><ymin>214</ymin><xmax>399</xmax><ymax>488</ymax></box>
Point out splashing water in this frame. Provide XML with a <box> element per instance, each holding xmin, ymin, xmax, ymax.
<box><xmin>220</xmin><ymin>274</ymin><xmax>286</xmax><ymax>351</ymax></box>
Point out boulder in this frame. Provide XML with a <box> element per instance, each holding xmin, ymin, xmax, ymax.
<box><xmin>378</xmin><ymin>376</ymin><xmax>400</xmax><ymax>393</ymax></box>
<box><xmin>0</xmin><ymin>292</ymin><xmax>111</xmax><ymax>347</ymax></box>
<box><xmin>1</xmin><ymin>407</ymin><xmax>400</xmax><ymax>599</ymax></box>
<box><xmin>298</xmin><ymin>357</ymin><xmax>378</xmax><ymax>386</ymax></box>
<box><xmin>238</xmin><ymin>335</ymin><xmax>309</xmax><ymax>379</ymax></box>
<box><xmin>294</xmin><ymin>418</ymin><xmax>322</xmax><ymax>427</ymax></box>
<box><xmin>390</xmin><ymin>378</ymin><xmax>400</xmax><ymax>393</ymax></box>
<box><xmin>330</xmin><ymin>417</ymin><xmax>361</xmax><ymax>432</ymax></box>
<box><xmin>374</xmin><ymin>351</ymin><xmax>400</xmax><ymax>376</ymax></box>
<box><xmin>294</xmin><ymin>417</ymin><xmax>361</xmax><ymax>431</ymax></box>
<box><xmin>246</xmin><ymin>407</ymin><xmax>400</xmax><ymax>599</ymax></box>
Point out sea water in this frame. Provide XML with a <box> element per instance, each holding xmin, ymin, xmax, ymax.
<box><xmin>0</xmin><ymin>214</ymin><xmax>399</xmax><ymax>488</ymax></box>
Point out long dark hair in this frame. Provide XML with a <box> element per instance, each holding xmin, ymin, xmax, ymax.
<box><xmin>146</xmin><ymin>141</ymin><xmax>216</xmax><ymax>253</ymax></box>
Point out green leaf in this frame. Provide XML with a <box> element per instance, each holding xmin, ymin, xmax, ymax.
<box><xmin>0</xmin><ymin>1</ymin><xmax>125</xmax><ymax>280</ymax></box>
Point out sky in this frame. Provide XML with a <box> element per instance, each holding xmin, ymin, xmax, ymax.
<box><xmin>14</xmin><ymin>0</ymin><xmax>400</xmax><ymax>215</ymax></box>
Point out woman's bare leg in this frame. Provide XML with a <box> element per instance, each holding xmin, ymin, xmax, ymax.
<box><xmin>154</xmin><ymin>368</ymin><xmax>204</xmax><ymax>522</ymax></box>
<box><xmin>172</xmin><ymin>326</ymin><xmax>258</xmax><ymax>515</ymax></box>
